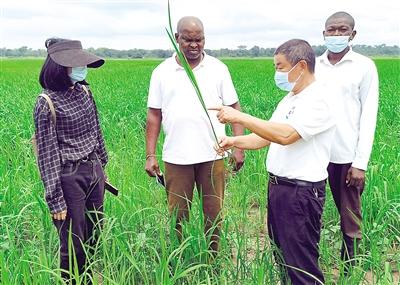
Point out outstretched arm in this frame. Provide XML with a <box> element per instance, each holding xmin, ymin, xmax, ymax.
<box><xmin>211</xmin><ymin>106</ymin><xmax>301</xmax><ymax>145</ymax></box>
<box><xmin>218</xmin><ymin>133</ymin><xmax>270</xmax><ymax>152</ymax></box>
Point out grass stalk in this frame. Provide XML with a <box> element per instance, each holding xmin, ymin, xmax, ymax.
<box><xmin>165</xmin><ymin>0</ymin><xmax>219</xmax><ymax>144</ymax></box>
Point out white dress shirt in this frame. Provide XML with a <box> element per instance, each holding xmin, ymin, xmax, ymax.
<box><xmin>315</xmin><ymin>49</ymin><xmax>379</xmax><ymax>170</ymax></box>
<box><xmin>147</xmin><ymin>53</ymin><xmax>239</xmax><ymax>165</ymax></box>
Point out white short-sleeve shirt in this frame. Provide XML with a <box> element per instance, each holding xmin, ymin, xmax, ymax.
<box><xmin>266</xmin><ymin>81</ymin><xmax>336</xmax><ymax>182</ymax></box>
<box><xmin>147</xmin><ymin>53</ymin><xmax>239</xmax><ymax>165</ymax></box>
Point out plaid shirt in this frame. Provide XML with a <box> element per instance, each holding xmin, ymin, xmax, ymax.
<box><xmin>34</xmin><ymin>83</ymin><xmax>108</xmax><ymax>214</ymax></box>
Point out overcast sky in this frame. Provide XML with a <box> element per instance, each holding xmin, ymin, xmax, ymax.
<box><xmin>1</xmin><ymin>0</ymin><xmax>399</xmax><ymax>50</ymax></box>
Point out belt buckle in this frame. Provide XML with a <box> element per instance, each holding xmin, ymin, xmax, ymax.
<box><xmin>270</xmin><ymin>175</ymin><xmax>278</xmax><ymax>185</ymax></box>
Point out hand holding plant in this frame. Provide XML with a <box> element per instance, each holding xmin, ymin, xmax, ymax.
<box><xmin>214</xmin><ymin>136</ymin><xmax>235</xmax><ymax>155</ymax></box>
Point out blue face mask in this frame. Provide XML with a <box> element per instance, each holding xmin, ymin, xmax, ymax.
<box><xmin>324</xmin><ymin>36</ymin><xmax>350</xmax><ymax>53</ymax></box>
<box><xmin>274</xmin><ymin>62</ymin><xmax>303</xmax><ymax>92</ymax></box>
<box><xmin>69</xmin><ymin>66</ymin><xmax>88</xmax><ymax>83</ymax></box>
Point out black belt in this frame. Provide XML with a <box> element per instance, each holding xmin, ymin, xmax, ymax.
<box><xmin>63</xmin><ymin>152</ymin><xmax>98</xmax><ymax>166</ymax></box>
<box><xmin>269</xmin><ymin>173</ymin><xmax>325</xmax><ymax>188</ymax></box>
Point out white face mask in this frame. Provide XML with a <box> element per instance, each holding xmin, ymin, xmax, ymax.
<box><xmin>69</xmin><ymin>66</ymin><xmax>88</xmax><ymax>83</ymax></box>
<box><xmin>274</xmin><ymin>62</ymin><xmax>303</xmax><ymax>92</ymax></box>
<box><xmin>324</xmin><ymin>35</ymin><xmax>350</xmax><ymax>53</ymax></box>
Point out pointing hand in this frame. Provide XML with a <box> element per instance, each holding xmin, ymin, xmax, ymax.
<box><xmin>208</xmin><ymin>106</ymin><xmax>244</xmax><ymax>124</ymax></box>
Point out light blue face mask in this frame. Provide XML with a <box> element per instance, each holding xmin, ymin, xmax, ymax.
<box><xmin>324</xmin><ymin>36</ymin><xmax>350</xmax><ymax>53</ymax></box>
<box><xmin>274</xmin><ymin>62</ymin><xmax>303</xmax><ymax>92</ymax></box>
<box><xmin>69</xmin><ymin>66</ymin><xmax>88</xmax><ymax>83</ymax></box>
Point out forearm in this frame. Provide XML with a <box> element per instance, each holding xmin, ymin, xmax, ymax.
<box><xmin>239</xmin><ymin>114</ymin><xmax>300</xmax><ymax>145</ymax></box>
<box><xmin>230</xmin><ymin>102</ymin><xmax>245</xmax><ymax>137</ymax></box>
<box><xmin>233</xmin><ymin>133</ymin><xmax>270</xmax><ymax>150</ymax></box>
<box><xmin>145</xmin><ymin>108</ymin><xmax>162</xmax><ymax>155</ymax></box>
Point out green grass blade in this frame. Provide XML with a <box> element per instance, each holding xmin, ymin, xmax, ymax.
<box><xmin>165</xmin><ymin>1</ymin><xmax>219</xmax><ymax>143</ymax></box>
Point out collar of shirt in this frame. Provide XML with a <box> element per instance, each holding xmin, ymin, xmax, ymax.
<box><xmin>172</xmin><ymin>51</ymin><xmax>207</xmax><ymax>71</ymax></box>
<box><xmin>72</xmin><ymin>82</ymin><xmax>85</xmax><ymax>91</ymax></box>
<box><xmin>52</xmin><ymin>83</ymin><xmax>88</xmax><ymax>99</ymax></box>
<box><xmin>287</xmin><ymin>80</ymin><xmax>318</xmax><ymax>100</ymax></box>
<box><xmin>319</xmin><ymin>47</ymin><xmax>356</xmax><ymax>66</ymax></box>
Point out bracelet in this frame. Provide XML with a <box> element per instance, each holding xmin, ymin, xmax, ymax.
<box><xmin>146</xmin><ymin>154</ymin><xmax>156</xmax><ymax>160</ymax></box>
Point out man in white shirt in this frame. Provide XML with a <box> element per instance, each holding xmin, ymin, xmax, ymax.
<box><xmin>315</xmin><ymin>11</ymin><xmax>379</xmax><ymax>273</ymax></box>
<box><xmin>145</xmin><ymin>16</ymin><xmax>244</xmax><ymax>253</ymax></box>
<box><xmin>212</xmin><ymin>39</ymin><xmax>336</xmax><ymax>285</ymax></box>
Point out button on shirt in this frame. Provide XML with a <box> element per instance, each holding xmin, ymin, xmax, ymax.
<box><xmin>147</xmin><ymin>53</ymin><xmax>239</xmax><ymax>164</ymax></box>
<box><xmin>34</xmin><ymin>84</ymin><xmax>108</xmax><ymax>214</ymax></box>
<box><xmin>266</xmin><ymin>81</ymin><xmax>336</xmax><ymax>182</ymax></box>
<box><xmin>315</xmin><ymin>49</ymin><xmax>379</xmax><ymax>170</ymax></box>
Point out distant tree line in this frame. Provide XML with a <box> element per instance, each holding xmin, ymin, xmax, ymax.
<box><xmin>1</xmin><ymin>44</ymin><xmax>399</xmax><ymax>58</ymax></box>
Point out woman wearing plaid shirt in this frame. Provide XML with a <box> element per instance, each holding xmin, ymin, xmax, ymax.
<box><xmin>33</xmin><ymin>38</ymin><xmax>107</xmax><ymax>283</ymax></box>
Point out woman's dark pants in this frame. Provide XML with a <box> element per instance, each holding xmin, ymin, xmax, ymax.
<box><xmin>53</xmin><ymin>155</ymin><xmax>105</xmax><ymax>284</ymax></box>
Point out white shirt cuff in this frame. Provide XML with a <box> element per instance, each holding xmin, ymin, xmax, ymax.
<box><xmin>351</xmin><ymin>158</ymin><xmax>368</xmax><ymax>171</ymax></box>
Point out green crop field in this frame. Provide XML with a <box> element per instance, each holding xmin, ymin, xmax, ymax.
<box><xmin>0</xmin><ymin>58</ymin><xmax>399</xmax><ymax>284</ymax></box>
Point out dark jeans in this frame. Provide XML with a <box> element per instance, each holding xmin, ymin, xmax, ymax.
<box><xmin>268</xmin><ymin>180</ymin><xmax>326</xmax><ymax>285</ymax></box>
<box><xmin>53</xmin><ymin>154</ymin><xmax>105</xmax><ymax>283</ymax></box>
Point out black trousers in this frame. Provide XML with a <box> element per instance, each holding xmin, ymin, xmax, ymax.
<box><xmin>268</xmin><ymin>180</ymin><xmax>326</xmax><ymax>285</ymax></box>
<box><xmin>53</xmin><ymin>155</ymin><xmax>105</xmax><ymax>283</ymax></box>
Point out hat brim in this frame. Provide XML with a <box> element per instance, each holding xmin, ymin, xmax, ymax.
<box><xmin>50</xmin><ymin>49</ymin><xmax>104</xmax><ymax>68</ymax></box>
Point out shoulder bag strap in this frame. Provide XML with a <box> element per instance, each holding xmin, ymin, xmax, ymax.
<box><xmin>81</xmin><ymin>84</ymin><xmax>89</xmax><ymax>96</ymax></box>
<box><xmin>39</xmin><ymin>94</ymin><xmax>56</xmax><ymax>126</ymax></box>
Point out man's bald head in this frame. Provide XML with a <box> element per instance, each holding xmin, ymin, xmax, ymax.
<box><xmin>325</xmin><ymin>11</ymin><xmax>355</xmax><ymax>29</ymax></box>
<box><xmin>177</xmin><ymin>16</ymin><xmax>204</xmax><ymax>34</ymax></box>
<box><xmin>174</xmin><ymin>16</ymin><xmax>206</xmax><ymax>66</ymax></box>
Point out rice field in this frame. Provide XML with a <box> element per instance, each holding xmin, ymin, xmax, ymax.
<box><xmin>0</xmin><ymin>58</ymin><xmax>399</xmax><ymax>284</ymax></box>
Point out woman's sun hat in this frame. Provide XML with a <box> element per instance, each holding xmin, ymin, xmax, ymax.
<box><xmin>47</xmin><ymin>40</ymin><xmax>104</xmax><ymax>68</ymax></box>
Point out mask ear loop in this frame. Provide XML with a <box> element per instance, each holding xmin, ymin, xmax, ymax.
<box><xmin>290</xmin><ymin>61</ymin><xmax>305</xmax><ymax>84</ymax></box>
<box><xmin>348</xmin><ymin>28</ymin><xmax>357</xmax><ymax>46</ymax></box>
<box><xmin>348</xmin><ymin>33</ymin><xmax>355</xmax><ymax>47</ymax></box>
<box><xmin>294</xmin><ymin>69</ymin><xmax>304</xmax><ymax>83</ymax></box>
